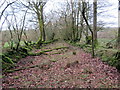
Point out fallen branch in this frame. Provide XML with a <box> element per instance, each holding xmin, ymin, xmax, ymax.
<box><xmin>42</xmin><ymin>39</ymin><xmax>58</xmax><ymax>44</ymax></box>
<box><xmin>4</xmin><ymin>65</ymin><xmax>39</xmax><ymax>73</ymax></box>
<box><xmin>4</xmin><ymin>61</ymin><xmax>52</xmax><ymax>73</ymax></box>
<box><xmin>4</xmin><ymin>47</ymin><xmax>69</xmax><ymax>73</ymax></box>
<box><xmin>29</xmin><ymin>46</ymin><xmax>69</xmax><ymax>56</ymax></box>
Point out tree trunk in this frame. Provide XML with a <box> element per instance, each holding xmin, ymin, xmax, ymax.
<box><xmin>93</xmin><ymin>0</ymin><xmax>97</xmax><ymax>45</ymax></box>
<box><xmin>16</xmin><ymin>9</ymin><xmax>27</xmax><ymax>50</ymax></box>
<box><xmin>117</xmin><ymin>1</ymin><xmax>120</xmax><ymax>49</ymax></box>
<box><xmin>71</xmin><ymin>0</ymin><xmax>75</xmax><ymax>42</ymax></box>
<box><xmin>36</xmin><ymin>13</ymin><xmax>42</xmax><ymax>45</ymax></box>
<box><xmin>86</xmin><ymin>2</ymin><xmax>89</xmax><ymax>40</ymax></box>
<box><xmin>41</xmin><ymin>5</ymin><xmax>46</xmax><ymax>41</ymax></box>
<box><xmin>8</xmin><ymin>27</ymin><xmax>13</xmax><ymax>49</ymax></box>
<box><xmin>79</xmin><ymin>1</ymin><xmax>83</xmax><ymax>42</ymax></box>
<box><xmin>118</xmin><ymin>27</ymin><xmax>120</xmax><ymax>49</ymax></box>
<box><xmin>82</xmin><ymin>1</ymin><xmax>95</xmax><ymax>58</ymax></box>
<box><xmin>36</xmin><ymin>5</ymin><xmax>44</xmax><ymax>46</ymax></box>
<box><xmin>76</xmin><ymin>4</ymin><xmax>79</xmax><ymax>41</ymax></box>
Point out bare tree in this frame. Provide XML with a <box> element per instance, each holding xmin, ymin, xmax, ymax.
<box><xmin>16</xmin><ymin>9</ymin><xmax>28</xmax><ymax>50</ymax></box>
<box><xmin>81</xmin><ymin>1</ymin><xmax>95</xmax><ymax>58</ymax></box>
<box><xmin>0</xmin><ymin>0</ymin><xmax>28</xmax><ymax>50</ymax></box>
<box><xmin>21</xmin><ymin>1</ymin><xmax>47</xmax><ymax>46</ymax></box>
<box><xmin>0</xmin><ymin>1</ymin><xmax>16</xmax><ymax>20</ymax></box>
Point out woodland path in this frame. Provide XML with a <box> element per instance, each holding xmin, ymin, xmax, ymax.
<box><xmin>2</xmin><ymin>41</ymin><xmax>120</xmax><ymax>88</ymax></box>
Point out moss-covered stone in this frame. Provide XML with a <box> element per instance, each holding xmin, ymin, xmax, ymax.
<box><xmin>2</xmin><ymin>54</ymin><xmax>14</xmax><ymax>64</ymax></box>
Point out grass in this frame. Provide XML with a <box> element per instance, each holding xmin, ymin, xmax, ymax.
<box><xmin>98</xmin><ymin>38</ymin><xmax>111</xmax><ymax>46</ymax></box>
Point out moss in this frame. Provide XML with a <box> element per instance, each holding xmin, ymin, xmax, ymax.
<box><xmin>101</xmin><ymin>52</ymin><xmax>120</xmax><ymax>71</ymax></box>
<box><xmin>86</xmin><ymin>36</ymin><xmax>92</xmax><ymax>44</ymax></box>
<box><xmin>51</xmin><ymin>58</ymin><xmax>57</xmax><ymax>62</ymax></box>
<box><xmin>2</xmin><ymin>46</ymin><xmax>33</xmax><ymax>72</ymax></box>
<box><xmin>0</xmin><ymin>75</ymin><xmax>2</xmax><ymax>79</ymax></box>
<box><xmin>12</xmin><ymin>76</ymin><xmax>19</xmax><ymax>79</ymax></box>
<box><xmin>29</xmin><ymin>46</ymin><xmax>69</xmax><ymax>56</ymax></box>
<box><xmin>2</xmin><ymin>62</ymin><xmax>15</xmax><ymax>71</ymax></box>
<box><xmin>42</xmin><ymin>39</ymin><xmax>58</xmax><ymax>44</ymax></box>
<box><xmin>15</xmin><ymin>56</ymin><xmax>20</xmax><ymax>59</ymax></box>
<box><xmin>94</xmin><ymin>40</ymin><xmax>98</xmax><ymax>47</ymax></box>
<box><xmin>2</xmin><ymin>54</ymin><xmax>14</xmax><ymax>64</ymax></box>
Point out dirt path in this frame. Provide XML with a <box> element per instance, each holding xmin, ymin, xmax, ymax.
<box><xmin>2</xmin><ymin>41</ymin><xmax>120</xmax><ymax>88</ymax></box>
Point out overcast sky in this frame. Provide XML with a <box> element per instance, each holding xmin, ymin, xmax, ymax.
<box><xmin>103</xmin><ymin>0</ymin><xmax>118</xmax><ymax>27</ymax></box>
<box><xmin>0</xmin><ymin>0</ymin><xmax>119</xmax><ymax>30</ymax></box>
<box><xmin>45</xmin><ymin>0</ymin><xmax>118</xmax><ymax>27</ymax></box>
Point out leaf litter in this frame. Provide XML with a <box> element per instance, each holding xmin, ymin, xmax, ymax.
<box><xmin>2</xmin><ymin>42</ymin><xmax>120</xmax><ymax>88</ymax></box>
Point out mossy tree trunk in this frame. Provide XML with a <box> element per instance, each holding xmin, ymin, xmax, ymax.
<box><xmin>27</xmin><ymin>1</ymin><xmax>46</xmax><ymax>46</ymax></box>
<box><xmin>36</xmin><ymin>6</ymin><xmax>43</xmax><ymax>46</ymax></box>
<box><xmin>41</xmin><ymin>5</ymin><xmax>46</xmax><ymax>42</ymax></box>
<box><xmin>35</xmin><ymin>4</ymin><xmax>46</xmax><ymax>46</ymax></box>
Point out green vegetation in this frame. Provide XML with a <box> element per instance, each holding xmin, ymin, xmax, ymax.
<box><xmin>80</xmin><ymin>74</ymin><xmax>89</xmax><ymax>79</ymax></box>
<box><xmin>2</xmin><ymin>39</ymin><xmax>58</xmax><ymax>72</ymax></box>
<box><xmin>0</xmin><ymin>75</ymin><xmax>2</xmax><ymax>79</ymax></box>
<box><xmin>67</xmin><ymin>34</ymin><xmax>119</xmax><ymax>71</ymax></box>
<box><xmin>3</xmin><ymin>41</ymin><xmax>25</xmax><ymax>48</ymax></box>
<box><xmin>1</xmin><ymin>0</ymin><xmax>120</xmax><ymax>88</ymax></box>
<box><xmin>51</xmin><ymin>58</ymin><xmax>57</xmax><ymax>62</ymax></box>
<box><xmin>12</xmin><ymin>76</ymin><xmax>20</xmax><ymax>79</ymax></box>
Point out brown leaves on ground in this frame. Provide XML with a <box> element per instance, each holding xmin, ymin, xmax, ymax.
<box><xmin>2</xmin><ymin>41</ymin><xmax>120</xmax><ymax>88</ymax></box>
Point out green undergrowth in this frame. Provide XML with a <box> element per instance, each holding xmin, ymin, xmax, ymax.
<box><xmin>2</xmin><ymin>47</ymin><xmax>30</xmax><ymax>72</ymax></box>
<box><xmin>3</xmin><ymin>41</ymin><xmax>26</xmax><ymax>48</ymax></box>
<box><xmin>2</xmin><ymin>39</ymin><xmax>58</xmax><ymax>73</ymax></box>
<box><xmin>67</xmin><ymin>40</ymin><xmax>120</xmax><ymax>71</ymax></box>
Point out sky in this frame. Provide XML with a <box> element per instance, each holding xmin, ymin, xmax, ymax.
<box><xmin>0</xmin><ymin>0</ymin><xmax>119</xmax><ymax>30</ymax></box>
<box><xmin>44</xmin><ymin>0</ymin><xmax>118</xmax><ymax>27</ymax></box>
<box><xmin>102</xmin><ymin>0</ymin><xmax>118</xmax><ymax>27</ymax></box>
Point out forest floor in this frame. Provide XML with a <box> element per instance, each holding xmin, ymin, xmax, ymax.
<box><xmin>2</xmin><ymin>41</ymin><xmax>120</xmax><ymax>88</ymax></box>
